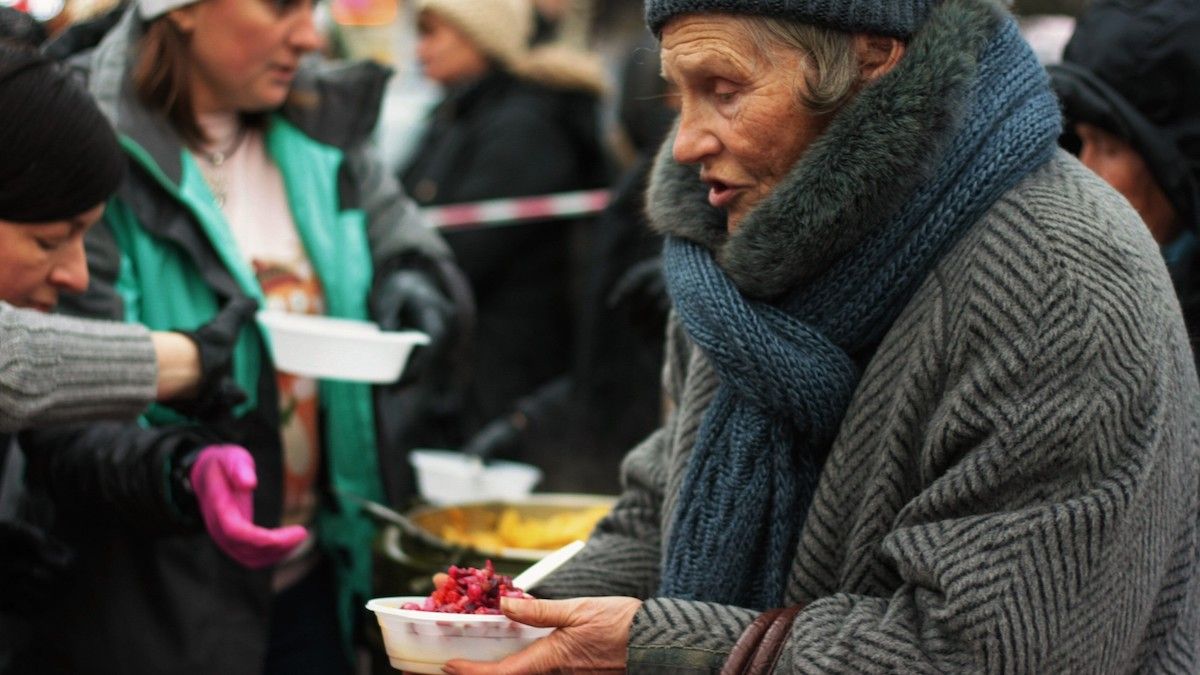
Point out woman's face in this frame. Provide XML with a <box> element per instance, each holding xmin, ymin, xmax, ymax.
<box><xmin>1075</xmin><ymin>122</ymin><xmax>1180</xmax><ymax>244</ymax></box>
<box><xmin>171</xmin><ymin>0</ymin><xmax>322</xmax><ymax>115</ymax></box>
<box><xmin>415</xmin><ymin>10</ymin><xmax>490</xmax><ymax>86</ymax></box>
<box><xmin>662</xmin><ymin>15</ymin><xmax>831</xmax><ymax>233</ymax></box>
<box><xmin>0</xmin><ymin>203</ymin><xmax>103</xmax><ymax>312</ymax></box>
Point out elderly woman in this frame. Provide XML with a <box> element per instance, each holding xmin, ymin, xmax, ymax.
<box><xmin>15</xmin><ymin>0</ymin><xmax>467</xmax><ymax>673</ymax></box>
<box><xmin>445</xmin><ymin>0</ymin><xmax>1200</xmax><ymax>673</ymax></box>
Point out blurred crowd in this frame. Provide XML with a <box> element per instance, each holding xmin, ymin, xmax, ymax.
<box><xmin>1</xmin><ymin>0</ymin><xmax>1198</xmax><ymax>672</ymax></box>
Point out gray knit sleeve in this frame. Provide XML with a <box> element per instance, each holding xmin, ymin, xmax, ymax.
<box><xmin>0</xmin><ymin>302</ymin><xmax>156</xmax><ymax>432</ymax></box>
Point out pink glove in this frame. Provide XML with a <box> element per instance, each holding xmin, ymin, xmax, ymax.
<box><xmin>190</xmin><ymin>444</ymin><xmax>308</xmax><ymax>569</ymax></box>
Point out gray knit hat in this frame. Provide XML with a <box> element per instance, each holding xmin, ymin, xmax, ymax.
<box><xmin>645</xmin><ymin>0</ymin><xmax>937</xmax><ymax>38</ymax></box>
<box><xmin>138</xmin><ymin>0</ymin><xmax>201</xmax><ymax>20</ymax></box>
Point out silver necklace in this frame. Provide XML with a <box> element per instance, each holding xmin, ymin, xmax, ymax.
<box><xmin>197</xmin><ymin>127</ymin><xmax>247</xmax><ymax>208</ymax></box>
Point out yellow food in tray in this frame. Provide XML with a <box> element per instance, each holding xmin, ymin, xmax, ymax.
<box><xmin>438</xmin><ymin>505</ymin><xmax>610</xmax><ymax>552</ymax></box>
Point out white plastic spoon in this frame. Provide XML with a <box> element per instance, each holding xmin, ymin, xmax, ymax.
<box><xmin>511</xmin><ymin>539</ymin><xmax>587</xmax><ymax>590</ymax></box>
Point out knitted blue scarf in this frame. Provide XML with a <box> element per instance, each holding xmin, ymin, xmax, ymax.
<box><xmin>656</xmin><ymin>4</ymin><xmax>1063</xmax><ymax>610</ymax></box>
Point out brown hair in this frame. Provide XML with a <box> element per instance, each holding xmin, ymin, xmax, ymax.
<box><xmin>132</xmin><ymin>18</ymin><xmax>270</xmax><ymax>150</ymax></box>
<box><xmin>133</xmin><ymin>18</ymin><xmax>205</xmax><ymax>147</ymax></box>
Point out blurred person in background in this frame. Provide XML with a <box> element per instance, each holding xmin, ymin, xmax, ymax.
<box><xmin>567</xmin><ymin>33</ymin><xmax>676</xmax><ymax>482</ymax></box>
<box><xmin>458</xmin><ymin>33</ymin><xmax>676</xmax><ymax>494</ymax></box>
<box><xmin>398</xmin><ymin>0</ymin><xmax>611</xmax><ymax>476</ymax></box>
<box><xmin>15</xmin><ymin>0</ymin><xmax>469</xmax><ymax>673</ymax></box>
<box><xmin>1048</xmin><ymin>0</ymin><xmax>1200</xmax><ymax>357</ymax></box>
<box><xmin>440</xmin><ymin>0</ymin><xmax>1200</xmax><ymax>672</ymax></box>
<box><xmin>0</xmin><ymin>43</ymin><xmax>283</xmax><ymax>673</ymax></box>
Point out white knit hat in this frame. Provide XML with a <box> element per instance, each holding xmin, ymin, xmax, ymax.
<box><xmin>416</xmin><ymin>0</ymin><xmax>533</xmax><ymax>68</ymax></box>
<box><xmin>138</xmin><ymin>0</ymin><xmax>201</xmax><ymax>20</ymax></box>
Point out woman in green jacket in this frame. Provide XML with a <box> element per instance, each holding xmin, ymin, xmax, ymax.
<box><xmin>18</xmin><ymin>1</ymin><xmax>468</xmax><ymax>673</ymax></box>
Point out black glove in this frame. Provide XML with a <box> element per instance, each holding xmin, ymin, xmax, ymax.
<box><xmin>460</xmin><ymin>411</ymin><xmax>527</xmax><ymax>462</ymax></box>
<box><xmin>371</xmin><ymin>269</ymin><xmax>455</xmax><ymax>382</ymax></box>
<box><xmin>0</xmin><ymin>520</ymin><xmax>72</xmax><ymax>615</ymax></box>
<box><xmin>168</xmin><ymin>295</ymin><xmax>258</xmax><ymax>422</ymax></box>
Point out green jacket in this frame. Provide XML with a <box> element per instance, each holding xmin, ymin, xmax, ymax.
<box><xmin>106</xmin><ymin>117</ymin><xmax>387</xmax><ymax>647</ymax></box>
<box><xmin>20</xmin><ymin>8</ymin><xmax>455</xmax><ymax>675</ymax></box>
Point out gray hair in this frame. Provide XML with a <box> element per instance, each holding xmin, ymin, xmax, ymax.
<box><xmin>743</xmin><ymin>16</ymin><xmax>859</xmax><ymax>115</ymax></box>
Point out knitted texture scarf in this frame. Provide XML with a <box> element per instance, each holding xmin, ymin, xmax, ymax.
<box><xmin>654</xmin><ymin>0</ymin><xmax>1063</xmax><ymax>610</ymax></box>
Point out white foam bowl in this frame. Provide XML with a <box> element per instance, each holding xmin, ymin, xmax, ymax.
<box><xmin>367</xmin><ymin>596</ymin><xmax>553</xmax><ymax>673</ymax></box>
<box><xmin>410</xmin><ymin>449</ymin><xmax>542</xmax><ymax>506</ymax></box>
<box><xmin>257</xmin><ymin>310</ymin><xmax>428</xmax><ymax>383</ymax></box>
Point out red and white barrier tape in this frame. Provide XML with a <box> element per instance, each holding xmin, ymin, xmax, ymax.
<box><xmin>421</xmin><ymin>189</ymin><xmax>612</xmax><ymax>231</ymax></box>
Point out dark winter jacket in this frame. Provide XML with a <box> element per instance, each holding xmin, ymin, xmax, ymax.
<box><xmin>15</xmin><ymin>8</ymin><xmax>456</xmax><ymax>675</ymax></box>
<box><xmin>401</xmin><ymin>68</ymin><xmax>608</xmax><ymax>206</ymax></box>
<box><xmin>399</xmin><ymin>67</ymin><xmax>610</xmax><ymax>443</ymax></box>
<box><xmin>564</xmin><ymin>34</ymin><xmax>676</xmax><ymax>479</ymax></box>
<box><xmin>1048</xmin><ymin>0</ymin><xmax>1200</xmax><ymax>350</ymax></box>
<box><xmin>559</xmin><ymin>156</ymin><xmax>666</xmax><ymax>493</ymax></box>
<box><xmin>512</xmin><ymin>34</ymin><xmax>675</xmax><ymax>493</ymax></box>
<box><xmin>0</xmin><ymin>305</ymin><xmax>157</xmax><ymax>669</ymax></box>
<box><xmin>487</xmin><ymin>154</ymin><xmax>667</xmax><ymax>495</ymax></box>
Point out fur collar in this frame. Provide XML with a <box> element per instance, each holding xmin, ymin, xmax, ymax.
<box><xmin>647</xmin><ymin>0</ymin><xmax>1003</xmax><ymax>299</ymax></box>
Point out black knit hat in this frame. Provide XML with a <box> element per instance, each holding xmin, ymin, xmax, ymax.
<box><xmin>1048</xmin><ymin>0</ymin><xmax>1200</xmax><ymax>233</ymax></box>
<box><xmin>0</xmin><ymin>42</ymin><xmax>124</xmax><ymax>223</ymax></box>
<box><xmin>644</xmin><ymin>0</ymin><xmax>937</xmax><ymax>38</ymax></box>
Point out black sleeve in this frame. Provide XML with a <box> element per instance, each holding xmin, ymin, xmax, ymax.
<box><xmin>18</xmin><ymin>422</ymin><xmax>213</xmax><ymax>533</ymax></box>
<box><xmin>450</xmin><ymin>105</ymin><xmax>582</xmax><ymax>203</ymax></box>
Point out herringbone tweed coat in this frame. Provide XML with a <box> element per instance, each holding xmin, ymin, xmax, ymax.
<box><xmin>536</xmin><ymin>149</ymin><xmax>1200</xmax><ymax>672</ymax></box>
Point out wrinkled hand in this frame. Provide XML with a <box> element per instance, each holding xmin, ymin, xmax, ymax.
<box><xmin>0</xmin><ymin>520</ymin><xmax>72</xmax><ymax>615</ymax></box>
<box><xmin>443</xmin><ymin>596</ymin><xmax>642</xmax><ymax>675</ymax></box>
<box><xmin>169</xmin><ymin>296</ymin><xmax>258</xmax><ymax>421</ymax></box>
<box><xmin>371</xmin><ymin>269</ymin><xmax>455</xmax><ymax>381</ymax></box>
<box><xmin>190</xmin><ymin>444</ymin><xmax>307</xmax><ymax>569</ymax></box>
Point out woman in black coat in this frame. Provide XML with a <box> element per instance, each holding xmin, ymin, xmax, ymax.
<box><xmin>399</xmin><ymin>0</ymin><xmax>611</xmax><ymax>452</ymax></box>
